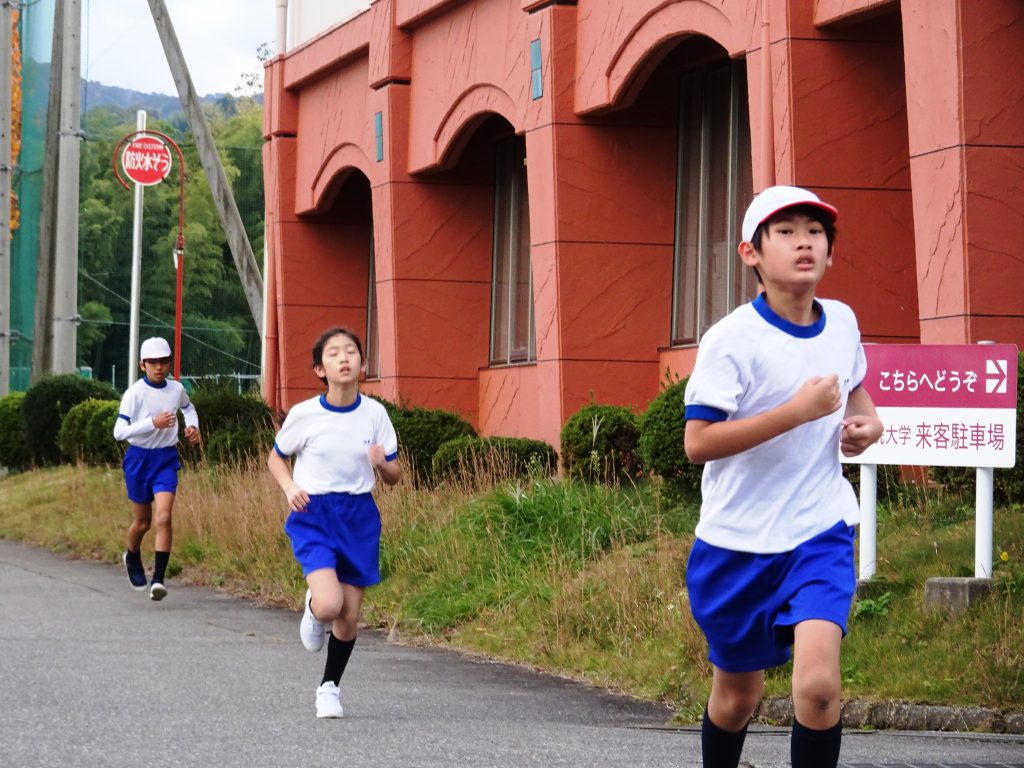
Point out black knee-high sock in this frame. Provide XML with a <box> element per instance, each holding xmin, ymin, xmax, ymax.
<box><xmin>701</xmin><ymin>709</ymin><xmax>748</xmax><ymax>768</ymax></box>
<box><xmin>322</xmin><ymin>633</ymin><xmax>356</xmax><ymax>686</ymax></box>
<box><xmin>791</xmin><ymin>718</ymin><xmax>842</xmax><ymax>768</ymax></box>
<box><xmin>125</xmin><ymin>548</ymin><xmax>143</xmax><ymax>567</ymax></box>
<box><xmin>153</xmin><ymin>551</ymin><xmax>169</xmax><ymax>584</ymax></box>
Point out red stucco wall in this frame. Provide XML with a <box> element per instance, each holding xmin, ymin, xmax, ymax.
<box><xmin>263</xmin><ymin>0</ymin><xmax>1024</xmax><ymax>449</ymax></box>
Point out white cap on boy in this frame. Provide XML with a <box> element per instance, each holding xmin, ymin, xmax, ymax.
<box><xmin>139</xmin><ymin>337</ymin><xmax>172</xmax><ymax>360</ymax></box>
<box><xmin>741</xmin><ymin>185</ymin><xmax>839</xmax><ymax>243</ymax></box>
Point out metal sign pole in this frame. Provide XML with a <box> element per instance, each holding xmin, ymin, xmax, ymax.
<box><xmin>127</xmin><ymin>110</ymin><xmax>146</xmax><ymax>387</ymax></box>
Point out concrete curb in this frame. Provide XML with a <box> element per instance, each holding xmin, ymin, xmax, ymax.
<box><xmin>756</xmin><ymin>697</ymin><xmax>1024</xmax><ymax>734</ymax></box>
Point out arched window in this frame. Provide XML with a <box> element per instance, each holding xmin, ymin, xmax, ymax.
<box><xmin>672</xmin><ymin>59</ymin><xmax>755</xmax><ymax>345</ymax></box>
<box><xmin>490</xmin><ymin>135</ymin><xmax>535</xmax><ymax>365</ymax></box>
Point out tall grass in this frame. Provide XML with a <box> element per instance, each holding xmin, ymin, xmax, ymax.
<box><xmin>0</xmin><ymin>461</ymin><xmax>1020</xmax><ymax>714</ymax></box>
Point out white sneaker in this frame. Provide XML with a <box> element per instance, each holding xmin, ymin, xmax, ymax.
<box><xmin>315</xmin><ymin>681</ymin><xmax>344</xmax><ymax>718</ymax></box>
<box><xmin>299</xmin><ymin>589</ymin><xmax>326</xmax><ymax>652</ymax></box>
<box><xmin>150</xmin><ymin>582</ymin><xmax>168</xmax><ymax>601</ymax></box>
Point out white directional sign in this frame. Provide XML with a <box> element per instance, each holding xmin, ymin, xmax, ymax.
<box><xmin>842</xmin><ymin>344</ymin><xmax>1018</xmax><ymax>468</ymax></box>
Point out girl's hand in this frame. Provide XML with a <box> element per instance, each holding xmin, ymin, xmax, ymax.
<box><xmin>183</xmin><ymin>426</ymin><xmax>201</xmax><ymax>444</ymax></box>
<box><xmin>285</xmin><ymin>483</ymin><xmax>310</xmax><ymax>512</ymax></box>
<box><xmin>368</xmin><ymin>444</ymin><xmax>387</xmax><ymax>468</ymax></box>
<box><xmin>152</xmin><ymin>411</ymin><xmax>176</xmax><ymax>429</ymax></box>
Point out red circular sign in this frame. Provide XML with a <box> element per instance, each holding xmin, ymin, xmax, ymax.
<box><xmin>121</xmin><ymin>136</ymin><xmax>173</xmax><ymax>186</ymax></box>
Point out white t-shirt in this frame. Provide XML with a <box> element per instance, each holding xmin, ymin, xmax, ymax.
<box><xmin>273</xmin><ymin>394</ymin><xmax>398</xmax><ymax>495</ymax></box>
<box><xmin>683</xmin><ymin>294</ymin><xmax>867</xmax><ymax>554</ymax></box>
<box><xmin>113</xmin><ymin>377</ymin><xmax>199</xmax><ymax>449</ymax></box>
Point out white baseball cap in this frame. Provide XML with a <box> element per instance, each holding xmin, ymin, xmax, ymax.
<box><xmin>741</xmin><ymin>185</ymin><xmax>838</xmax><ymax>243</ymax></box>
<box><xmin>139</xmin><ymin>337</ymin><xmax>172</xmax><ymax>360</ymax></box>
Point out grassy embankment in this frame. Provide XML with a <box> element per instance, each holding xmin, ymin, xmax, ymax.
<box><xmin>0</xmin><ymin>460</ymin><xmax>1020</xmax><ymax>718</ymax></box>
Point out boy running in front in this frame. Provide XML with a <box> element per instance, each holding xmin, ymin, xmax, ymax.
<box><xmin>683</xmin><ymin>186</ymin><xmax>883</xmax><ymax>767</ymax></box>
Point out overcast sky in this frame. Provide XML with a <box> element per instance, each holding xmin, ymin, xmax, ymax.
<box><xmin>81</xmin><ymin>0</ymin><xmax>276</xmax><ymax>96</ymax></box>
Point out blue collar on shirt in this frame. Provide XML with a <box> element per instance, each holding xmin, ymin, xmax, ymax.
<box><xmin>142</xmin><ymin>376</ymin><xmax>168</xmax><ymax>389</ymax></box>
<box><xmin>752</xmin><ymin>293</ymin><xmax>826</xmax><ymax>338</ymax></box>
<box><xmin>319</xmin><ymin>393</ymin><xmax>361</xmax><ymax>413</ymax></box>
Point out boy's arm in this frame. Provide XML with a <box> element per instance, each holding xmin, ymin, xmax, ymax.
<box><xmin>112</xmin><ymin>389</ymin><xmax>159</xmax><ymax>441</ymax></box>
<box><xmin>684</xmin><ymin>375</ymin><xmax>842</xmax><ymax>464</ymax></box>
<box><xmin>840</xmin><ymin>386</ymin><xmax>883</xmax><ymax>457</ymax></box>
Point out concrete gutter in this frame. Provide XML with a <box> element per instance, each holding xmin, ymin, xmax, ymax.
<box><xmin>757</xmin><ymin>696</ymin><xmax>1024</xmax><ymax>734</ymax></box>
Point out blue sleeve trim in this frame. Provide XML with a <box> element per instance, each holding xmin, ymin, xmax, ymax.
<box><xmin>685</xmin><ymin>405</ymin><xmax>728</xmax><ymax>423</ymax></box>
<box><xmin>273</xmin><ymin>442</ymin><xmax>289</xmax><ymax>459</ymax></box>
<box><xmin>118</xmin><ymin>414</ymin><xmax>131</xmax><ymax>423</ymax></box>
<box><xmin>384</xmin><ymin>451</ymin><xmax>399</xmax><ymax>462</ymax></box>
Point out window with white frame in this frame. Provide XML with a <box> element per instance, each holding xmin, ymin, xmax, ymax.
<box><xmin>365</xmin><ymin>229</ymin><xmax>380</xmax><ymax>379</ymax></box>
<box><xmin>672</xmin><ymin>59</ymin><xmax>755</xmax><ymax>346</ymax></box>
<box><xmin>490</xmin><ymin>135</ymin><xmax>536</xmax><ymax>365</ymax></box>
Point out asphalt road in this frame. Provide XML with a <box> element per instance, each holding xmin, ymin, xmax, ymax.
<box><xmin>1</xmin><ymin>539</ymin><xmax>1022</xmax><ymax>768</ymax></box>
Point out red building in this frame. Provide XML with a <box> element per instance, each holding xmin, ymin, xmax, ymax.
<box><xmin>262</xmin><ymin>0</ymin><xmax>1024</xmax><ymax>450</ymax></box>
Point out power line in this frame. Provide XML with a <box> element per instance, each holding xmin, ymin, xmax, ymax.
<box><xmin>78</xmin><ymin>268</ymin><xmax>259</xmax><ymax>370</ymax></box>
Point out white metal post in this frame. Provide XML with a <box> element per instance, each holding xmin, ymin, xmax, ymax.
<box><xmin>975</xmin><ymin>340</ymin><xmax>996</xmax><ymax>578</ymax></box>
<box><xmin>127</xmin><ymin>110</ymin><xmax>146</xmax><ymax>387</ymax></box>
<box><xmin>858</xmin><ymin>463</ymin><xmax>878</xmax><ymax>580</ymax></box>
<box><xmin>976</xmin><ymin>466</ymin><xmax>994</xmax><ymax>577</ymax></box>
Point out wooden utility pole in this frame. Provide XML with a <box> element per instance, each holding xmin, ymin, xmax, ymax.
<box><xmin>0</xmin><ymin>0</ymin><xmax>13</xmax><ymax>394</ymax></box>
<box><xmin>31</xmin><ymin>0</ymin><xmax>63</xmax><ymax>382</ymax></box>
<box><xmin>50</xmin><ymin>0</ymin><xmax>82</xmax><ymax>373</ymax></box>
<box><xmin>146</xmin><ymin>0</ymin><xmax>264</xmax><ymax>331</ymax></box>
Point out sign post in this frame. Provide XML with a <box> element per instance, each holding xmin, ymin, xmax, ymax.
<box><xmin>114</xmin><ymin>125</ymin><xmax>186</xmax><ymax>382</ymax></box>
<box><xmin>843</xmin><ymin>343</ymin><xmax>1018</xmax><ymax>579</ymax></box>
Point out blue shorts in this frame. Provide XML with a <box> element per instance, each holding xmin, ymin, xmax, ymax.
<box><xmin>686</xmin><ymin>520</ymin><xmax>856</xmax><ymax>673</ymax></box>
<box><xmin>122</xmin><ymin>445</ymin><xmax>181</xmax><ymax>504</ymax></box>
<box><xmin>284</xmin><ymin>492</ymin><xmax>382</xmax><ymax>587</ymax></box>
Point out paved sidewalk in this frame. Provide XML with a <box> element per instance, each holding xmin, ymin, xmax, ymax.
<box><xmin>0</xmin><ymin>539</ymin><xmax>1021</xmax><ymax>768</ymax></box>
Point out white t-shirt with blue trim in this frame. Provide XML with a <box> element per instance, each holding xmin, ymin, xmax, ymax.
<box><xmin>273</xmin><ymin>394</ymin><xmax>399</xmax><ymax>495</ymax></box>
<box><xmin>113</xmin><ymin>377</ymin><xmax>199</xmax><ymax>449</ymax></box>
<box><xmin>683</xmin><ymin>294</ymin><xmax>867</xmax><ymax>554</ymax></box>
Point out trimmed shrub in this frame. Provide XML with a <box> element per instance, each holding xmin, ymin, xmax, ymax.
<box><xmin>59</xmin><ymin>398</ymin><xmax>114</xmax><ymax>463</ymax></box>
<box><xmin>638</xmin><ymin>375</ymin><xmax>703</xmax><ymax>493</ymax></box>
<box><xmin>21</xmin><ymin>375</ymin><xmax>119</xmax><ymax>465</ymax></box>
<box><xmin>181</xmin><ymin>390</ymin><xmax>274</xmax><ymax>464</ymax></box>
<box><xmin>930</xmin><ymin>351</ymin><xmax>1024</xmax><ymax>504</ymax></box>
<box><xmin>432</xmin><ymin>435</ymin><xmax>557</xmax><ymax>482</ymax></box>
<box><xmin>0</xmin><ymin>392</ymin><xmax>30</xmax><ymax>470</ymax></box>
<box><xmin>366</xmin><ymin>393</ymin><xmax>401</xmax><ymax>421</ymax></box>
<box><xmin>390</xmin><ymin>406</ymin><xmax>477</xmax><ymax>484</ymax></box>
<box><xmin>86</xmin><ymin>400</ymin><xmax>124</xmax><ymax>466</ymax></box>
<box><xmin>560</xmin><ymin>403</ymin><xmax>642</xmax><ymax>482</ymax></box>
<box><xmin>206</xmin><ymin>426</ymin><xmax>275</xmax><ymax>465</ymax></box>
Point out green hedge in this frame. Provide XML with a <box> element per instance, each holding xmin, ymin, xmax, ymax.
<box><xmin>0</xmin><ymin>392</ymin><xmax>29</xmax><ymax>470</ymax></box>
<box><xmin>87</xmin><ymin>401</ymin><xmax>124</xmax><ymax>466</ymax></box>
<box><xmin>59</xmin><ymin>398</ymin><xmax>105</xmax><ymax>463</ymax></box>
<box><xmin>206</xmin><ymin>426</ymin><xmax>275</xmax><ymax>465</ymax></box>
<box><xmin>930</xmin><ymin>351</ymin><xmax>1024</xmax><ymax>503</ymax></box>
<box><xmin>390</xmin><ymin>406</ymin><xmax>477</xmax><ymax>485</ymax></box>
<box><xmin>637</xmin><ymin>375</ymin><xmax>703</xmax><ymax>493</ymax></box>
<box><xmin>179</xmin><ymin>390</ymin><xmax>274</xmax><ymax>464</ymax></box>
<box><xmin>560</xmin><ymin>403</ymin><xmax>641</xmax><ymax>483</ymax></box>
<box><xmin>432</xmin><ymin>435</ymin><xmax>557</xmax><ymax>482</ymax></box>
<box><xmin>21</xmin><ymin>375</ymin><xmax>119</xmax><ymax>465</ymax></box>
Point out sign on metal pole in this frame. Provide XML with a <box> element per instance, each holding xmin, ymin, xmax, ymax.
<box><xmin>121</xmin><ymin>135</ymin><xmax>173</xmax><ymax>187</ymax></box>
<box><xmin>843</xmin><ymin>343</ymin><xmax>1018</xmax><ymax>580</ymax></box>
<box><xmin>114</xmin><ymin>124</ymin><xmax>187</xmax><ymax>384</ymax></box>
<box><xmin>847</xmin><ymin>344</ymin><xmax>1018</xmax><ymax>468</ymax></box>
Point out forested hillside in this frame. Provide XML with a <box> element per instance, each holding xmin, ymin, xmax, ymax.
<box><xmin>77</xmin><ymin>95</ymin><xmax>264</xmax><ymax>390</ymax></box>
